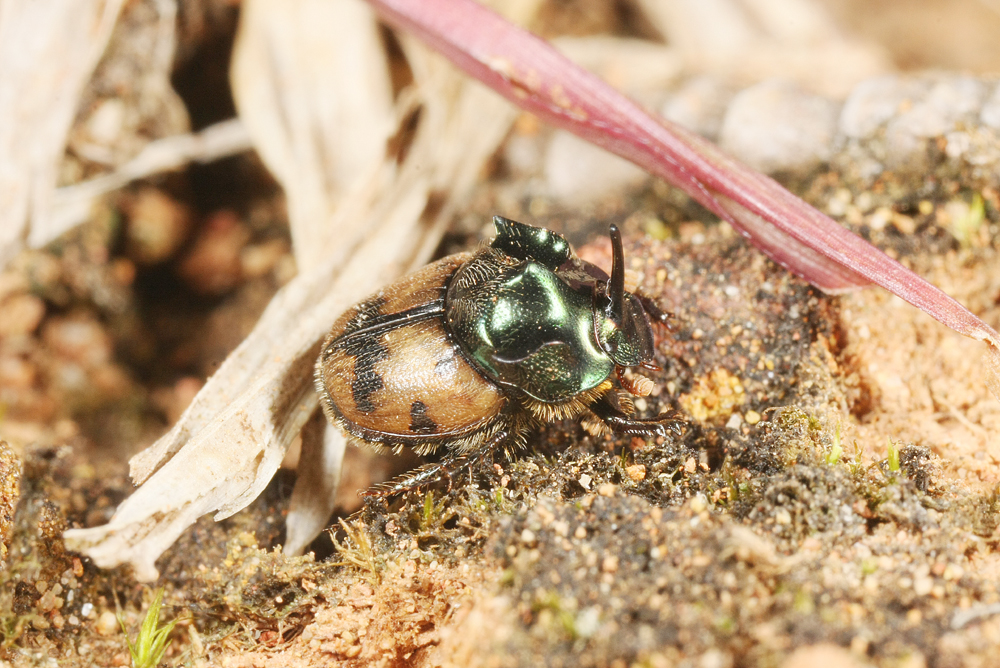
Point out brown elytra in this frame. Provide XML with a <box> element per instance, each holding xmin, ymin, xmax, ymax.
<box><xmin>316</xmin><ymin>253</ymin><xmax>506</xmax><ymax>454</ymax></box>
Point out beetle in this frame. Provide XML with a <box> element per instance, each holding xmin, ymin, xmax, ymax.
<box><xmin>315</xmin><ymin>216</ymin><xmax>682</xmax><ymax>497</ymax></box>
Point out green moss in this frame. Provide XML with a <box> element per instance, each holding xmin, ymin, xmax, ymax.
<box><xmin>119</xmin><ymin>588</ymin><xmax>178</xmax><ymax>668</ymax></box>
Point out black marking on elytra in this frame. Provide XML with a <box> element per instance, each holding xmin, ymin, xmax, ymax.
<box><xmin>409</xmin><ymin>400</ymin><xmax>438</xmax><ymax>434</ymax></box>
<box><xmin>333</xmin><ymin>297</ymin><xmax>389</xmax><ymax>413</ymax></box>
<box><xmin>330</xmin><ymin>298</ymin><xmax>448</xmax><ymax>414</ymax></box>
<box><xmin>349</xmin><ymin>343</ymin><xmax>387</xmax><ymax>414</ymax></box>
<box><xmin>333</xmin><ymin>299</ymin><xmax>444</xmax><ymax>351</ymax></box>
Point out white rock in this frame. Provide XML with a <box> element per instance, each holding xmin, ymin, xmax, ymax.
<box><xmin>543</xmin><ymin>131</ymin><xmax>647</xmax><ymax>204</ymax></box>
<box><xmin>719</xmin><ymin>80</ymin><xmax>839</xmax><ymax>174</ymax></box>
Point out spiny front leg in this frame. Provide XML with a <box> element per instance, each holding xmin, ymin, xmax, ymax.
<box><xmin>590</xmin><ymin>392</ymin><xmax>685</xmax><ymax>439</ymax></box>
<box><xmin>635</xmin><ymin>293</ymin><xmax>676</xmax><ymax>332</ymax></box>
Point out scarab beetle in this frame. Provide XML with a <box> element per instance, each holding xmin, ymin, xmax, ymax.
<box><xmin>315</xmin><ymin>216</ymin><xmax>682</xmax><ymax>496</ymax></box>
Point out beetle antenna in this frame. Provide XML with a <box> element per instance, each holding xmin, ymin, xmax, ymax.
<box><xmin>608</xmin><ymin>224</ymin><xmax>625</xmax><ymax>322</ymax></box>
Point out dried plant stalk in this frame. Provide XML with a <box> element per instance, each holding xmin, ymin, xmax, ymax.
<box><xmin>0</xmin><ymin>0</ymin><xmax>126</xmax><ymax>268</ymax></box>
<box><xmin>47</xmin><ymin>119</ymin><xmax>252</xmax><ymax>240</ymax></box>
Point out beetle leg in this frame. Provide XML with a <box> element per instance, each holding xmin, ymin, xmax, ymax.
<box><xmin>590</xmin><ymin>392</ymin><xmax>685</xmax><ymax>438</ymax></box>
<box><xmin>635</xmin><ymin>294</ymin><xmax>676</xmax><ymax>332</ymax></box>
<box><xmin>360</xmin><ymin>427</ymin><xmax>514</xmax><ymax>499</ymax></box>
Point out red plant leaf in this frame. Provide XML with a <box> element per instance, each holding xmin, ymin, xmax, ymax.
<box><xmin>368</xmin><ymin>0</ymin><xmax>1000</xmax><ymax>399</ymax></box>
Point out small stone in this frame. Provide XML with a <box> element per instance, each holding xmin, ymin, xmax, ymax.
<box><xmin>0</xmin><ymin>354</ymin><xmax>36</xmax><ymax>390</ymax></box>
<box><xmin>0</xmin><ymin>441</ymin><xmax>21</xmax><ymax>562</ymax></box>
<box><xmin>125</xmin><ymin>188</ymin><xmax>192</xmax><ymax>264</ymax></box>
<box><xmin>574</xmin><ymin>607</ymin><xmax>601</xmax><ymax>639</ymax></box>
<box><xmin>781</xmin><ymin>643</ymin><xmax>867</xmax><ymax>668</ymax></box>
<box><xmin>699</xmin><ymin>648</ymin><xmax>731</xmax><ymax>668</ymax></box>
<box><xmin>42</xmin><ymin>314</ymin><xmax>113</xmax><ymax>367</ymax></box>
<box><xmin>982</xmin><ymin>82</ymin><xmax>1000</xmax><ymax>130</ymax></box>
<box><xmin>597</xmin><ymin>483</ymin><xmax>617</xmax><ymax>497</ymax></box>
<box><xmin>883</xmin><ymin>76</ymin><xmax>988</xmax><ymax>169</ymax></box>
<box><xmin>840</xmin><ymin>76</ymin><xmax>930</xmax><ymax>139</ymax></box>
<box><xmin>0</xmin><ymin>294</ymin><xmax>45</xmax><ymax>337</ymax></box>
<box><xmin>625</xmin><ymin>464</ymin><xmax>646</xmax><ymax>482</ymax></box>
<box><xmin>578</xmin><ymin>473</ymin><xmax>592</xmax><ymax>490</ymax></box>
<box><xmin>660</xmin><ymin>76</ymin><xmax>732</xmax><ymax>140</ymax></box>
<box><xmin>178</xmin><ymin>210</ymin><xmax>250</xmax><ymax>295</ymax></box>
<box><xmin>690</xmin><ymin>494</ymin><xmax>708</xmax><ymax>513</ymax></box>
<box><xmin>601</xmin><ymin>555</ymin><xmax>619</xmax><ymax>573</ymax></box>
<box><xmin>84</xmin><ymin>99</ymin><xmax>125</xmax><ymax>145</ymax></box>
<box><xmin>240</xmin><ymin>239</ymin><xmax>289</xmax><ymax>278</ymax></box>
<box><xmin>719</xmin><ymin>80</ymin><xmax>839</xmax><ymax>175</ymax></box>
<box><xmin>744</xmin><ymin>410</ymin><xmax>761</xmax><ymax>425</ymax></box>
<box><xmin>544</xmin><ymin>131</ymin><xmax>646</xmax><ymax>204</ymax></box>
<box><xmin>943</xmin><ymin>564</ymin><xmax>963</xmax><ymax>581</ymax></box>
<box><xmin>95</xmin><ymin>611</ymin><xmax>119</xmax><ymax>636</ymax></box>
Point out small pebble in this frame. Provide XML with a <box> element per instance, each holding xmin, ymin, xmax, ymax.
<box><xmin>83</xmin><ymin>99</ymin><xmax>125</xmax><ymax>145</ymax></box>
<box><xmin>690</xmin><ymin>495</ymin><xmax>708</xmax><ymax>513</ymax></box>
<box><xmin>178</xmin><ymin>210</ymin><xmax>250</xmax><ymax>295</ymax></box>
<box><xmin>601</xmin><ymin>555</ymin><xmax>618</xmax><ymax>573</ymax></box>
<box><xmin>0</xmin><ymin>441</ymin><xmax>21</xmax><ymax>561</ymax></box>
<box><xmin>95</xmin><ymin>611</ymin><xmax>118</xmax><ymax>636</ymax></box>
<box><xmin>781</xmin><ymin>643</ymin><xmax>867</xmax><ymax>668</ymax></box>
<box><xmin>125</xmin><ymin>188</ymin><xmax>192</xmax><ymax>264</ymax></box>
<box><xmin>840</xmin><ymin>76</ymin><xmax>929</xmax><ymax>139</ymax></box>
<box><xmin>543</xmin><ymin>131</ymin><xmax>646</xmax><ymax>204</ymax></box>
<box><xmin>625</xmin><ymin>464</ymin><xmax>646</xmax><ymax>482</ymax></box>
<box><xmin>982</xmin><ymin>82</ymin><xmax>1000</xmax><ymax>130</ymax></box>
<box><xmin>719</xmin><ymin>80</ymin><xmax>838</xmax><ymax>175</ymax></box>
<box><xmin>660</xmin><ymin>76</ymin><xmax>732</xmax><ymax>140</ymax></box>
<box><xmin>240</xmin><ymin>239</ymin><xmax>289</xmax><ymax>278</ymax></box>
<box><xmin>42</xmin><ymin>314</ymin><xmax>112</xmax><ymax>366</ymax></box>
<box><xmin>0</xmin><ymin>294</ymin><xmax>45</xmax><ymax>337</ymax></box>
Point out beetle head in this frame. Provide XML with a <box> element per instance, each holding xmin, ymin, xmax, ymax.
<box><xmin>593</xmin><ymin>225</ymin><xmax>656</xmax><ymax>367</ymax></box>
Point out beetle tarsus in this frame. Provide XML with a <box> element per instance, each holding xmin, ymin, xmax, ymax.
<box><xmin>590</xmin><ymin>393</ymin><xmax>685</xmax><ymax>438</ymax></box>
<box><xmin>635</xmin><ymin>294</ymin><xmax>675</xmax><ymax>330</ymax></box>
